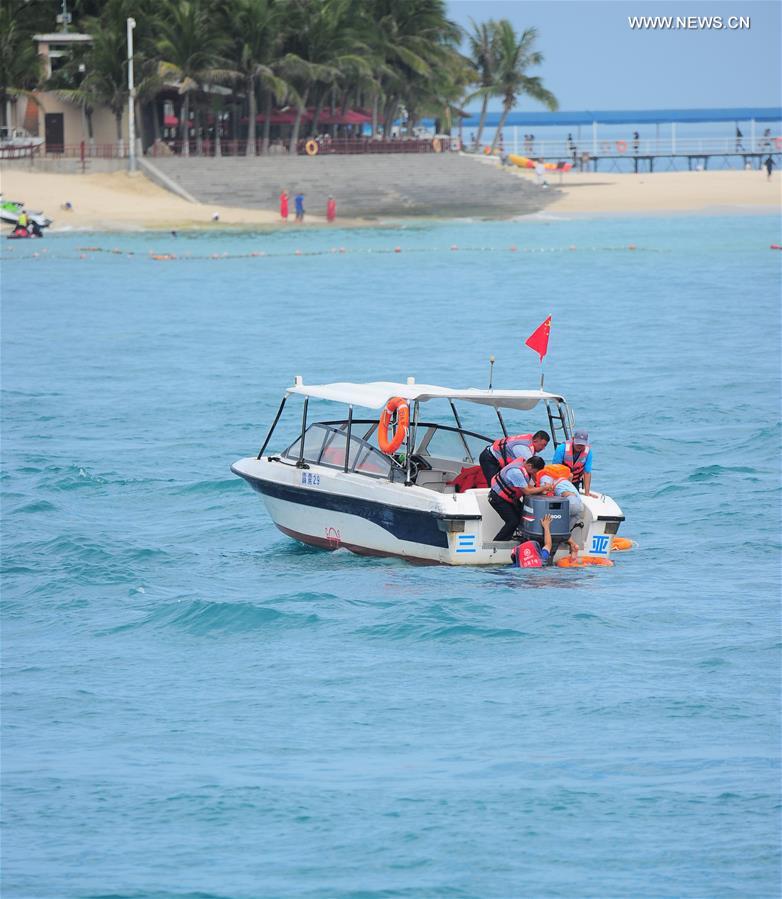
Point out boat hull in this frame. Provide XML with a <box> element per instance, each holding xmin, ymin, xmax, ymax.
<box><xmin>232</xmin><ymin>457</ymin><xmax>625</xmax><ymax>566</ymax></box>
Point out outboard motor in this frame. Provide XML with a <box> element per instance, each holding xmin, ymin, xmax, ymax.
<box><xmin>517</xmin><ymin>495</ymin><xmax>571</xmax><ymax>560</ymax></box>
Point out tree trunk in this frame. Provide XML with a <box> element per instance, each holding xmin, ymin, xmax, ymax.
<box><xmin>262</xmin><ymin>91</ymin><xmax>271</xmax><ymax>154</ymax></box>
<box><xmin>214</xmin><ymin>106</ymin><xmax>222</xmax><ymax>157</ymax></box>
<box><xmin>195</xmin><ymin>103</ymin><xmax>203</xmax><ymax>156</ymax></box>
<box><xmin>489</xmin><ymin>105</ymin><xmax>510</xmax><ymax>152</ymax></box>
<box><xmin>289</xmin><ymin>85</ymin><xmax>309</xmax><ymax>155</ymax></box>
<box><xmin>383</xmin><ymin>98</ymin><xmax>398</xmax><ymax>138</ymax></box>
<box><xmin>370</xmin><ymin>91</ymin><xmax>378</xmax><ymax>138</ymax></box>
<box><xmin>475</xmin><ymin>93</ymin><xmax>489</xmax><ymax>147</ymax></box>
<box><xmin>150</xmin><ymin>101</ymin><xmax>160</xmax><ymax>144</ymax></box>
<box><xmin>115</xmin><ymin>110</ymin><xmax>123</xmax><ymax>155</ymax></box>
<box><xmin>309</xmin><ymin>87</ymin><xmax>326</xmax><ymax>137</ymax></box>
<box><xmin>245</xmin><ymin>75</ymin><xmax>256</xmax><ymax>156</ymax></box>
<box><xmin>181</xmin><ymin>93</ymin><xmax>190</xmax><ymax>157</ymax></box>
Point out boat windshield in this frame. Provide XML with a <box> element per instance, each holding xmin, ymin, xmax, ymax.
<box><xmin>279</xmin><ymin>420</ymin><xmax>492</xmax><ymax>479</ymax></box>
<box><xmin>281</xmin><ymin>422</ymin><xmax>395</xmax><ymax>478</ymax></box>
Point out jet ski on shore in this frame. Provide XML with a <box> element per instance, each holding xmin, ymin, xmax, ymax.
<box><xmin>0</xmin><ymin>197</ymin><xmax>52</xmax><ymax>230</ymax></box>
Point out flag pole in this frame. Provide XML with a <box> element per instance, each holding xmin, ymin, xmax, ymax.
<box><xmin>488</xmin><ymin>355</ymin><xmax>495</xmax><ymax>389</ymax></box>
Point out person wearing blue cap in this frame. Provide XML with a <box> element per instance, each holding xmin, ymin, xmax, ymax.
<box><xmin>552</xmin><ymin>429</ymin><xmax>593</xmax><ymax>494</ymax></box>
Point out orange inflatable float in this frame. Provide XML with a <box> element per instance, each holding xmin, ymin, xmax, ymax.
<box><xmin>611</xmin><ymin>536</ymin><xmax>634</xmax><ymax>551</ymax></box>
<box><xmin>557</xmin><ymin>555</ymin><xmax>614</xmax><ymax>568</ymax></box>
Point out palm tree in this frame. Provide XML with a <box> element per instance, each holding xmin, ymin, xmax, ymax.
<box><xmin>156</xmin><ymin>0</ymin><xmax>229</xmax><ymax>156</ymax></box>
<box><xmin>466</xmin><ymin>18</ymin><xmax>498</xmax><ymax>147</ymax></box>
<box><xmin>226</xmin><ymin>0</ymin><xmax>288</xmax><ymax>156</ymax></box>
<box><xmin>489</xmin><ymin>20</ymin><xmax>557</xmax><ymax>153</ymax></box>
<box><xmin>0</xmin><ymin>6</ymin><xmax>43</xmax><ymax>133</ymax></box>
<box><xmin>366</xmin><ymin>0</ymin><xmax>460</xmax><ymax>138</ymax></box>
<box><xmin>279</xmin><ymin>0</ymin><xmax>370</xmax><ymax>155</ymax></box>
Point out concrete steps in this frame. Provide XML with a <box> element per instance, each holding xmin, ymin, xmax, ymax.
<box><xmin>148</xmin><ymin>154</ymin><xmax>557</xmax><ymax>218</ymax></box>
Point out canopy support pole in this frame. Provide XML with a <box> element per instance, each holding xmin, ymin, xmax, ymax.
<box><xmin>449</xmin><ymin>400</ymin><xmax>473</xmax><ymax>463</ymax></box>
<box><xmin>257</xmin><ymin>396</ymin><xmax>287</xmax><ymax>459</ymax></box>
<box><xmin>344</xmin><ymin>405</ymin><xmax>353</xmax><ymax>472</ymax></box>
<box><xmin>495</xmin><ymin>408</ymin><xmax>508</xmax><ymax>437</ymax></box>
<box><xmin>405</xmin><ymin>401</ymin><xmax>419</xmax><ymax>485</ymax></box>
<box><xmin>296</xmin><ymin>398</ymin><xmax>309</xmax><ymax>468</ymax></box>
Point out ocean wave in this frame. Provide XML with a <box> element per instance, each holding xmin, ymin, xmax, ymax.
<box><xmin>107</xmin><ymin>598</ymin><xmax>320</xmax><ymax>636</ymax></box>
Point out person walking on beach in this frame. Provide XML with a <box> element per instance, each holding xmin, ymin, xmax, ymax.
<box><xmin>279</xmin><ymin>190</ymin><xmax>289</xmax><ymax>222</ymax></box>
<box><xmin>326</xmin><ymin>195</ymin><xmax>336</xmax><ymax>222</ymax></box>
<box><xmin>294</xmin><ymin>192</ymin><xmax>305</xmax><ymax>223</ymax></box>
<box><xmin>764</xmin><ymin>156</ymin><xmax>775</xmax><ymax>180</ymax></box>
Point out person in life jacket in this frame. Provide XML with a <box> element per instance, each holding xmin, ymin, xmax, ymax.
<box><xmin>479</xmin><ymin>429</ymin><xmax>550</xmax><ymax>489</ymax></box>
<box><xmin>488</xmin><ymin>455</ymin><xmax>546</xmax><ymax>541</ymax></box>
<box><xmin>538</xmin><ymin>471</ymin><xmax>584</xmax><ymax>530</ymax></box>
<box><xmin>552</xmin><ymin>429</ymin><xmax>592</xmax><ymax>493</ymax></box>
<box><xmin>510</xmin><ymin>514</ymin><xmax>579</xmax><ymax>568</ymax></box>
<box><xmin>17</xmin><ymin>209</ymin><xmax>29</xmax><ymax>234</ymax></box>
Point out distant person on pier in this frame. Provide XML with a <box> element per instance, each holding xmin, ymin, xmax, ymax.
<box><xmin>279</xmin><ymin>190</ymin><xmax>289</xmax><ymax>222</ymax></box>
<box><xmin>761</xmin><ymin>128</ymin><xmax>772</xmax><ymax>150</ymax></box>
<box><xmin>326</xmin><ymin>195</ymin><xmax>336</xmax><ymax>222</ymax></box>
<box><xmin>735</xmin><ymin>127</ymin><xmax>743</xmax><ymax>151</ymax></box>
<box><xmin>764</xmin><ymin>156</ymin><xmax>775</xmax><ymax>180</ymax></box>
<box><xmin>294</xmin><ymin>192</ymin><xmax>305</xmax><ymax>223</ymax></box>
<box><xmin>632</xmin><ymin>131</ymin><xmax>640</xmax><ymax>154</ymax></box>
<box><xmin>566</xmin><ymin>133</ymin><xmax>576</xmax><ymax>161</ymax></box>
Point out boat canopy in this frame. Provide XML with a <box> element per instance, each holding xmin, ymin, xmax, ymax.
<box><xmin>285</xmin><ymin>380</ymin><xmax>566</xmax><ymax>411</ymax></box>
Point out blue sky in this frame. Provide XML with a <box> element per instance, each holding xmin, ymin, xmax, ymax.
<box><xmin>447</xmin><ymin>1</ymin><xmax>781</xmax><ymax>111</ymax></box>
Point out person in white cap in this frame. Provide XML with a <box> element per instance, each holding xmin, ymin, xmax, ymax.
<box><xmin>552</xmin><ymin>430</ymin><xmax>593</xmax><ymax>494</ymax></box>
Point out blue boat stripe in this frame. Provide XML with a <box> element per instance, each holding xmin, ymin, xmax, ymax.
<box><xmin>243</xmin><ymin>476</ymin><xmax>450</xmax><ymax>549</ymax></box>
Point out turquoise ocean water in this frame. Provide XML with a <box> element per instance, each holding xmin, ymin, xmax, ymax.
<box><xmin>2</xmin><ymin>213</ymin><xmax>780</xmax><ymax>898</ymax></box>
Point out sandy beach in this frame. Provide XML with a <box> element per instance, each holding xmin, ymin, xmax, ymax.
<box><xmin>516</xmin><ymin>167</ymin><xmax>781</xmax><ymax>216</ymax></box>
<box><xmin>1</xmin><ymin>164</ymin><xmax>779</xmax><ymax>231</ymax></box>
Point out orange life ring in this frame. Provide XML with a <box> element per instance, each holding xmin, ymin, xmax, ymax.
<box><xmin>432</xmin><ymin>137</ymin><xmax>442</xmax><ymax>153</ymax></box>
<box><xmin>775</xmin><ymin>137</ymin><xmax>782</xmax><ymax>149</ymax></box>
<box><xmin>611</xmin><ymin>536</ymin><xmax>634</xmax><ymax>551</ymax></box>
<box><xmin>377</xmin><ymin>397</ymin><xmax>409</xmax><ymax>454</ymax></box>
<box><xmin>616</xmin><ymin>140</ymin><xmax>628</xmax><ymax>153</ymax></box>
<box><xmin>556</xmin><ymin>555</ymin><xmax>614</xmax><ymax>568</ymax></box>
<box><xmin>305</xmin><ymin>139</ymin><xmax>319</xmax><ymax>157</ymax></box>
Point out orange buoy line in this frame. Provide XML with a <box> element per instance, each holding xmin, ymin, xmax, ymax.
<box><xmin>2</xmin><ymin>244</ymin><xmax>656</xmax><ymax>264</ymax></box>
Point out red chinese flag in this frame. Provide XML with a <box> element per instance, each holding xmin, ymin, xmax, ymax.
<box><xmin>525</xmin><ymin>315</ymin><xmax>552</xmax><ymax>361</ymax></box>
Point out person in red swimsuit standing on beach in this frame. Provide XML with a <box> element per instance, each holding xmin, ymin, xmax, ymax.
<box><xmin>279</xmin><ymin>190</ymin><xmax>289</xmax><ymax>222</ymax></box>
<box><xmin>326</xmin><ymin>195</ymin><xmax>336</xmax><ymax>223</ymax></box>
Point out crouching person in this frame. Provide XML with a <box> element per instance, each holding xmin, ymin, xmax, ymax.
<box><xmin>539</xmin><ymin>471</ymin><xmax>584</xmax><ymax>531</ymax></box>
<box><xmin>488</xmin><ymin>455</ymin><xmax>546</xmax><ymax>541</ymax></box>
<box><xmin>511</xmin><ymin>514</ymin><xmax>579</xmax><ymax>568</ymax></box>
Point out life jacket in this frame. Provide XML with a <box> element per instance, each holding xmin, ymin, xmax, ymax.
<box><xmin>534</xmin><ymin>464</ymin><xmax>571</xmax><ymax>487</ymax></box>
<box><xmin>490</xmin><ymin>433</ymin><xmax>533</xmax><ymax>466</ymax></box>
<box><xmin>491</xmin><ymin>459</ymin><xmax>529</xmax><ymax>504</ymax></box>
<box><xmin>511</xmin><ymin>540</ymin><xmax>543</xmax><ymax>568</ymax></box>
<box><xmin>447</xmin><ymin>465</ymin><xmax>488</xmax><ymax>492</ymax></box>
<box><xmin>562</xmin><ymin>440</ymin><xmax>591</xmax><ymax>482</ymax></box>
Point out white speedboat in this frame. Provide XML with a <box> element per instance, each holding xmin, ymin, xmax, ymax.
<box><xmin>231</xmin><ymin>378</ymin><xmax>625</xmax><ymax>565</ymax></box>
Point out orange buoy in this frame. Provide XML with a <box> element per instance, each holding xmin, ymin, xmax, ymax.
<box><xmin>556</xmin><ymin>555</ymin><xmax>614</xmax><ymax>568</ymax></box>
<box><xmin>377</xmin><ymin>397</ymin><xmax>409</xmax><ymax>454</ymax></box>
<box><xmin>616</xmin><ymin>140</ymin><xmax>628</xmax><ymax>153</ymax></box>
<box><xmin>611</xmin><ymin>536</ymin><xmax>634</xmax><ymax>551</ymax></box>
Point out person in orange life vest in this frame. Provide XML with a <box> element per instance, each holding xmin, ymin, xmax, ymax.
<box><xmin>511</xmin><ymin>514</ymin><xmax>579</xmax><ymax>567</ymax></box>
<box><xmin>488</xmin><ymin>455</ymin><xmax>546</xmax><ymax>542</ymax></box>
<box><xmin>479</xmin><ymin>429</ymin><xmax>550</xmax><ymax>491</ymax></box>
<box><xmin>552</xmin><ymin>429</ymin><xmax>592</xmax><ymax>493</ymax></box>
<box><xmin>539</xmin><ymin>471</ymin><xmax>584</xmax><ymax>530</ymax></box>
<box><xmin>326</xmin><ymin>195</ymin><xmax>336</xmax><ymax>222</ymax></box>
